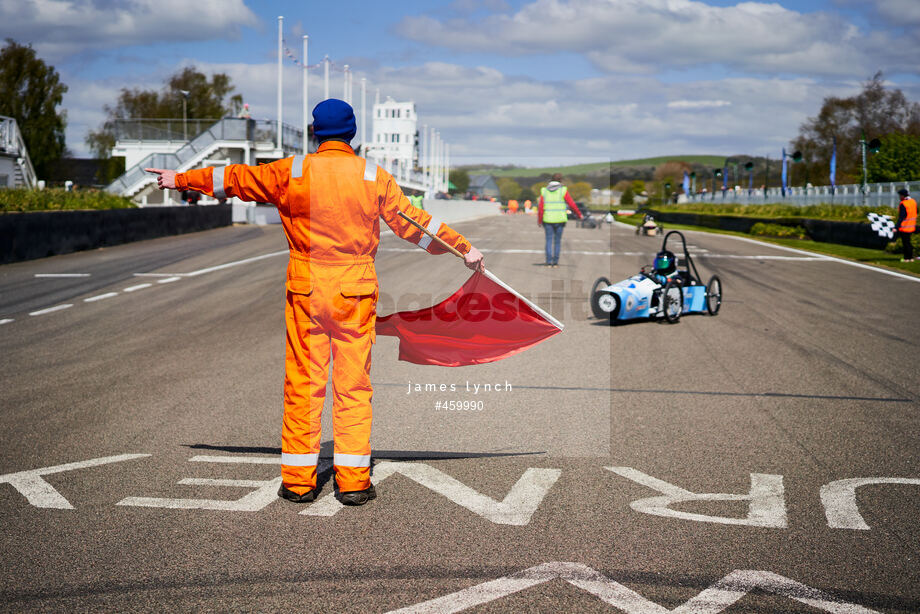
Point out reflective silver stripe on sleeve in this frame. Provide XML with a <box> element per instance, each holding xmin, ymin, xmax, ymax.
<box><xmin>291</xmin><ymin>155</ymin><xmax>305</xmax><ymax>179</ymax></box>
<box><xmin>417</xmin><ymin>214</ymin><xmax>443</xmax><ymax>250</ymax></box>
<box><xmin>333</xmin><ymin>453</ymin><xmax>371</xmax><ymax>468</ymax></box>
<box><xmin>212</xmin><ymin>166</ymin><xmax>226</xmax><ymax>199</ymax></box>
<box><xmin>281</xmin><ymin>452</ymin><xmax>319</xmax><ymax>466</ymax></box>
<box><xmin>363</xmin><ymin>159</ymin><xmax>377</xmax><ymax>182</ymax></box>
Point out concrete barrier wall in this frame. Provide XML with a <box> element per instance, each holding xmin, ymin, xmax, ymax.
<box><xmin>646</xmin><ymin>210</ymin><xmax>888</xmax><ymax>250</ymax></box>
<box><xmin>0</xmin><ymin>205</ymin><xmax>231</xmax><ymax>264</ymax></box>
<box><xmin>232</xmin><ymin>199</ymin><xmax>502</xmax><ymax>226</ymax></box>
<box><xmin>420</xmin><ymin>199</ymin><xmax>503</xmax><ymax>224</ymax></box>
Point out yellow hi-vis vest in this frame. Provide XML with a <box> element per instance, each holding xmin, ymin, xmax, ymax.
<box><xmin>541</xmin><ymin>186</ymin><xmax>568</xmax><ymax>223</ymax></box>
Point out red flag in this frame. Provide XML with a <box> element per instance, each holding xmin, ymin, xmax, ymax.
<box><xmin>376</xmin><ymin>269</ymin><xmax>563</xmax><ymax>367</ymax></box>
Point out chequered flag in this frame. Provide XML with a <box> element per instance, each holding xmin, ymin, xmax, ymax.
<box><xmin>867</xmin><ymin>212</ymin><xmax>896</xmax><ymax>239</ymax></box>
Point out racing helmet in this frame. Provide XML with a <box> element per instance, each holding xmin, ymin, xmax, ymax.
<box><xmin>653</xmin><ymin>250</ymin><xmax>676</xmax><ymax>275</ymax></box>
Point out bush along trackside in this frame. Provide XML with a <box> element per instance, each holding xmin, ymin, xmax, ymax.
<box><xmin>0</xmin><ymin>188</ymin><xmax>136</xmax><ymax>212</ymax></box>
<box><xmin>750</xmin><ymin>222</ymin><xmax>808</xmax><ymax>239</ymax></box>
<box><xmin>650</xmin><ymin>202</ymin><xmax>897</xmax><ymax>222</ymax></box>
<box><xmin>614</xmin><ymin>206</ymin><xmax>920</xmax><ymax>275</ymax></box>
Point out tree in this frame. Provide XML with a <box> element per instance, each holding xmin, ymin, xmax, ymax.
<box><xmin>87</xmin><ymin>66</ymin><xmax>243</xmax><ymax>158</ymax></box>
<box><xmin>568</xmin><ymin>181</ymin><xmax>593</xmax><ymax>202</ymax></box>
<box><xmin>867</xmin><ymin>133</ymin><xmax>920</xmax><ymax>182</ymax></box>
<box><xmin>792</xmin><ymin>72</ymin><xmax>920</xmax><ymax>185</ymax></box>
<box><xmin>496</xmin><ymin>177</ymin><xmax>522</xmax><ymax>202</ymax></box>
<box><xmin>449</xmin><ymin>169</ymin><xmax>469</xmax><ymax>194</ymax></box>
<box><xmin>0</xmin><ymin>39</ymin><xmax>68</xmax><ymax>180</ymax></box>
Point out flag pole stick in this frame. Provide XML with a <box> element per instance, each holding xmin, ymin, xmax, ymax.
<box><xmin>397</xmin><ymin>211</ymin><xmax>464</xmax><ymax>259</ymax></box>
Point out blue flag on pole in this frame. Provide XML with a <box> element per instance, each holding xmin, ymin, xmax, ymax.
<box><xmin>829</xmin><ymin>137</ymin><xmax>837</xmax><ymax>191</ymax></box>
<box><xmin>682</xmin><ymin>171</ymin><xmax>690</xmax><ymax>195</ymax></box>
<box><xmin>722</xmin><ymin>166</ymin><xmax>728</xmax><ymax>191</ymax></box>
<box><xmin>781</xmin><ymin>148</ymin><xmax>788</xmax><ymax>197</ymax></box>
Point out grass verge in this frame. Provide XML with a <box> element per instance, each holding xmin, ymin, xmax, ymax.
<box><xmin>615</xmin><ymin>213</ymin><xmax>920</xmax><ymax>276</ymax></box>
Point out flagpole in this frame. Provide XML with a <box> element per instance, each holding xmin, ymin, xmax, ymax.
<box><xmin>397</xmin><ymin>211</ymin><xmax>463</xmax><ymax>258</ymax></box>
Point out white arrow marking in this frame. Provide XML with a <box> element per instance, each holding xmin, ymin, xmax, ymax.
<box><xmin>386</xmin><ymin>562</ymin><xmax>878</xmax><ymax>614</ymax></box>
<box><xmin>605</xmin><ymin>467</ymin><xmax>787</xmax><ymax>528</ymax></box>
<box><xmin>0</xmin><ymin>454</ymin><xmax>151</xmax><ymax>509</ymax></box>
<box><xmin>302</xmin><ymin>462</ymin><xmax>560</xmax><ymax>525</ymax></box>
<box><xmin>821</xmin><ymin>477</ymin><xmax>920</xmax><ymax>530</ymax></box>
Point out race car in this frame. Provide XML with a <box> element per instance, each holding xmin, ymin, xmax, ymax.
<box><xmin>590</xmin><ymin>230</ymin><xmax>722</xmax><ymax>324</ymax></box>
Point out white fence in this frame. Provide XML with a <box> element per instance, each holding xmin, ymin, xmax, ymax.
<box><xmin>684</xmin><ymin>181</ymin><xmax>920</xmax><ymax>208</ymax></box>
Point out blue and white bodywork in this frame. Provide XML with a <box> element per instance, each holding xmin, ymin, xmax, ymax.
<box><xmin>590</xmin><ymin>231</ymin><xmax>722</xmax><ymax>324</ymax></box>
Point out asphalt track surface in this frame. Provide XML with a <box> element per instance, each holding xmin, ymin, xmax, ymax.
<box><xmin>1</xmin><ymin>214</ymin><xmax>918</xmax><ymax>613</ymax></box>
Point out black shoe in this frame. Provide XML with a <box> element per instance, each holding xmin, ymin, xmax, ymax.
<box><xmin>278</xmin><ymin>484</ymin><xmax>316</xmax><ymax>503</ymax></box>
<box><xmin>339</xmin><ymin>484</ymin><xmax>377</xmax><ymax>506</ymax></box>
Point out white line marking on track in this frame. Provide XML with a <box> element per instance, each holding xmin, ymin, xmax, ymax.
<box><xmin>133</xmin><ymin>273</ymin><xmax>183</xmax><ymax>277</ymax></box>
<box><xmin>122</xmin><ymin>283</ymin><xmax>152</xmax><ymax>292</ymax></box>
<box><xmin>34</xmin><ymin>273</ymin><xmax>91</xmax><ymax>278</ymax></box>
<box><xmin>0</xmin><ymin>318</ymin><xmax>13</xmax><ymax>325</ymax></box>
<box><xmin>29</xmin><ymin>304</ymin><xmax>73</xmax><ymax>316</ymax></box>
<box><xmin>157</xmin><ymin>276</ymin><xmax>181</xmax><ymax>284</ymax></box>
<box><xmin>84</xmin><ymin>292</ymin><xmax>118</xmax><ymax>303</ymax></box>
<box><xmin>184</xmin><ymin>250</ymin><xmax>288</xmax><ymax>277</ymax></box>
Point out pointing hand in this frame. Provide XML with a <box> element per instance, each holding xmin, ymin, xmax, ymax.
<box><xmin>144</xmin><ymin>168</ymin><xmax>177</xmax><ymax>190</ymax></box>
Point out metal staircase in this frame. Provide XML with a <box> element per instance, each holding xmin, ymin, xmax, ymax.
<box><xmin>0</xmin><ymin>115</ymin><xmax>37</xmax><ymax>188</ymax></box>
<box><xmin>105</xmin><ymin>117</ymin><xmax>258</xmax><ymax>197</ymax></box>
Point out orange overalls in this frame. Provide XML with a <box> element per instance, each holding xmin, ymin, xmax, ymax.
<box><xmin>176</xmin><ymin>141</ymin><xmax>472</xmax><ymax>494</ymax></box>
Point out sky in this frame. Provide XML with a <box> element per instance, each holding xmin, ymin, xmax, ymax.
<box><xmin>3</xmin><ymin>0</ymin><xmax>920</xmax><ymax>167</ymax></box>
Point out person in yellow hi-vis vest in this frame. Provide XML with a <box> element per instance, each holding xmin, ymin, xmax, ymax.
<box><xmin>538</xmin><ymin>173</ymin><xmax>583</xmax><ymax>267</ymax></box>
<box><xmin>146</xmin><ymin>99</ymin><xmax>484</xmax><ymax>506</ymax></box>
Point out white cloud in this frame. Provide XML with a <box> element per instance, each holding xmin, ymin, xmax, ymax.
<box><xmin>64</xmin><ymin>55</ymin><xmax>875</xmax><ymax>165</ymax></box>
<box><xmin>396</xmin><ymin>0</ymin><xmax>920</xmax><ymax>77</ymax></box>
<box><xmin>0</xmin><ymin>0</ymin><xmax>259</xmax><ymax>61</ymax></box>
<box><xmin>668</xmin><ymin>100</ymin><xmax>731</xmax><ymax>110</ymax></box>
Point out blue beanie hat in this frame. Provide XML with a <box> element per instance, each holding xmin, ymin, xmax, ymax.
<box><xmin>312</xmin><ymin>99</ymin><xmax>356</xmax><ymax>141</ymax></box>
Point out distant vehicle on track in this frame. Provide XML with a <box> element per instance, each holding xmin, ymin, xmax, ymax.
<box><xmin>590</xmin><ymin>230</ymin><xmax>722</xmax><ymax>324</ymax></box>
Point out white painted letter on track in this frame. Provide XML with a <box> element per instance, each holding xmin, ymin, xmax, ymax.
<box><xmin>302</xmin><ymin>461</ymin><xmax>560</xmax><ymax>525</ymax></box>
<box><xmin>0</xmin><ymin>454</ymin><xmax>151</xmax><ymax>509</ymax></box>
<box><xmin>116</xmin><ymin>455</ymin><xmax>298</xmax><ymax>512</ymax></box>
<box><xmin>821</xmin><ymin>477</ymin><xmax>920</xmax><ymax>530</ymax></box>
<box><xmin>605</xmin><ymin>467</ymin><xmax>787</xmax><ymax>528</ymax></box>
<box><xmin>384</xmin><ymin>562</ymin><xmax>878</xmax><ymax>614</ymax></box>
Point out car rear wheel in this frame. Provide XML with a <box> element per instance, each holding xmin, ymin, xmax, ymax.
<box><xmin>662</xmin><ymin>280</ymin><xmax>683</xmax><ymax>323</ymax></box>
<box><xmin>706</xmin><ymin>275</ymin><xmax>722</xmax><ymax>315</ymax></box>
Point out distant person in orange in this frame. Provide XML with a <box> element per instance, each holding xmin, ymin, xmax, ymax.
<box><xmin>508</xmin><ymin>199</ymin><xmax>519</xmax><ymax>214</ymax></box>
<box><xmin>146</xmin><ymin>99</ymin><xmax>484</xmax><ymax>506</ymax></box>
<box><xmin>897</xmin><ymin>188</ymin><xmax>917</xmax><ymax>262</ymax></box>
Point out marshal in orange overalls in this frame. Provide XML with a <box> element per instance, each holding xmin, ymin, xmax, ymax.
<box><xmin>175</xmin><ymin>142</ymin><xmax>472</xmax><ymax>495</ymax></box>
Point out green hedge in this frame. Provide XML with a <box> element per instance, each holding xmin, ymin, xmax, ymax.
<box><xmin>750</xmin><ymin>222</ymin><xmax>807</xmax><ymax>239</ymax></box>
<box><xmin>0</xmin><ymin>188</ymin><xmax>136</xmax><ymax>212</ymax></box>
<box><xmin>654</xmin><ymin>203</ymin><xmax>897</xmax><ymax>222</ymax></box>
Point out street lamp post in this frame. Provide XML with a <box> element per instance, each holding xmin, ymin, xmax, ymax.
<box><xmin>859</xmin><ymin>136</ymin><xmax>881</xmax><ymax>207</ymax></box>
<box><xmin>179</xmin><ymin>89</ymin><xmax>190</xmax><ymax>142</ymax></box>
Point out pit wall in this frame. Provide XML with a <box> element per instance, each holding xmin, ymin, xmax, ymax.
<box><xmin>0</xmin><ymin>205</ymin><xmax>231</xmax><ymax>264</ymax></box>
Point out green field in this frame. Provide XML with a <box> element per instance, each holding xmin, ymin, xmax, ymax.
<box><xmin>470</xmin><ymin>155</ymin><xmax>727</xmax><ymax>178</ymax></box>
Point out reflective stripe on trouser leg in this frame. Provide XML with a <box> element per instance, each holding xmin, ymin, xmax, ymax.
<box><xmin>281</xmin><ymin>290</ymin><xmax>329</xmax><ymax>495</ymax></box>
<box><xmin>330</xmin><ymin>297</ymin><xmax>375</xmax><ymax>493</ymax></box>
